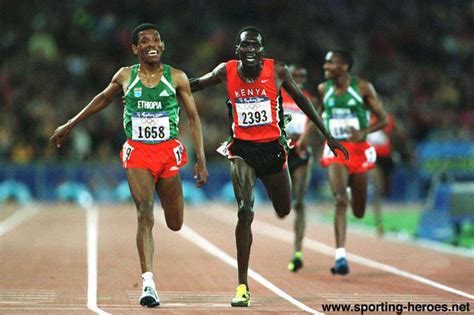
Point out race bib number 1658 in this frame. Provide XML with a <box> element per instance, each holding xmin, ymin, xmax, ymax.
<box><xmin>132</xmin><ymin>112</ymin><xmax>170</xmax><ymax>143</ymax></box>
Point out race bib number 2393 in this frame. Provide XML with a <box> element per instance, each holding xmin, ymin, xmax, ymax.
<box><xmin>235</xmin><ymin>97</ymin><xmax>272</xmax><ymax>127</ymax></box>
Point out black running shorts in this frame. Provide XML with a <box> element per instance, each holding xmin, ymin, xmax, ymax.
<box><xmin>288</xmin><ymin>146</ymin><xmax>312</xmax><ymax>173</ymax></box>
<box><xmin>227</xmin><ymin>138</ymin><xmax>287</xmax><ymax>177</ymax></box>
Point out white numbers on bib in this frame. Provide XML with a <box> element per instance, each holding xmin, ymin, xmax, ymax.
<box><xmin>284</xmin><ymin>110</ymin><xmax>307</xmax><ymax>135</ymax></box>
<box><xmin>329</xmin><ymin>116</ymin><xmax>360</xmax><ymax>139</ymax></box>
<box><xmin>365</xmin><ymin>146</ymin><xmax>377</xmax><ymax>163</ymax></box>
<box><xmin>132</xmin><ymin>112</ymin><xmax>170</xmax><ymax>143</ymax></box>
<box><xmin>122</xmin><ymin>142</ymin><xmax>134</xmax><ymax>162</ymax></box>
<box><xmin>235</xmin><ymin>97</ymin><xmax>272</xmax><ymax>127</ymax></box>
<box><xmin>173</xmin><ymin>143</ymin><xmax>184</xmax><ymax>164</ymax></box>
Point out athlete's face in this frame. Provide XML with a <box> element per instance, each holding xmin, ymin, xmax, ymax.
<box><xmin>291</xmin><ymin>68</ymin><xmax>307</xmax><ymax>88</ymax></box>
<box><xmin>323</xmin><ymin>52</ymin><xmax>347</xmax><ymax>80</ymax></box>
<box><xmin>132</xmin><ymin>29</ymin><xmax>165</xmax><ymax>64</ymax></box>
<box><xmin>236</xmin><ymin>31</ymin><xmax>264</xmax><ymax>67</ymax></box>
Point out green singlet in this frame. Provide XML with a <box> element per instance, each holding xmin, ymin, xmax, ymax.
<box><xmin>123</xmin><ymin>64</ymin><xmax>180</xmax><ymax>143</ymax></box>
<box><xmin>322</xmin><ymin>77</ymin><xmax>370</xmax><ymax>141</ymax></box>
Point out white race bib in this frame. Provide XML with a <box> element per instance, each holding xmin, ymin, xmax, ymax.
<box><xmin>365</xmin><ymin>146</ymin><xmax>377</xmax><ymax>163</ymax></box>
<box><xmin>132</xmin><ymin>112</ymin><xmax>170</xmax><ymax>142</ymax></box>
<box><xmin>235</xmin><ymin>97</ymin><xmax>272</xmax><ymax>127</ymax></box>
<box><xmin>285</xmin><ymin>110</ymin><xmax>307</xmax><ymax>135</ymax></box>
<box><xmin>367</xmin><ymin>130</ymin><xmax>389</xmax><ymax>146</ymax></box>
<box><xmin>329</xmin><ymin>116</ymin><xmax>360</xmax><ymax>139</ymax></box>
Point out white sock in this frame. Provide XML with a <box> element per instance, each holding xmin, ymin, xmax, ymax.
<box><xmin>142</xmin><ymin>272</ymin><xmax>155</xmax><ymax>289</ymax></box>
<box><xmin>335</xmin><ymin>248</ymin><xmax>346</xmax><ymax>260</ymax></box>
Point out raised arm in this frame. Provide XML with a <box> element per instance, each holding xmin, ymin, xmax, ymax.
<box><xmin>49</xmin><ymin>68</ymin><xmax>127</xmax><ymax>148</ymax></box>
<box><xmin>278</xmin><ymin>62</ymin><xmax>330</xmax><ymax>139</ymax></box>
<box><xmin>173</xmin><ymin>68</ymin><xmax>208</xmax><ymax>187</ymax></box>
<box><xmin>277</xmin><ymin>62</ymin><xmax>348</xmax><ymax>159</ymax></box>
<box><xmin>189</xmin><ymin>62</ymin><xmax>227</xmax><ymax>92</ymax></box>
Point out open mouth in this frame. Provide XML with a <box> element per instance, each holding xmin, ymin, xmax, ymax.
<box><xmin>245</xmin><ymin>55</ymin><xmax>256</xmax><ymax>62</ymax></box>
<box><xmin>147</xmin><ymin>50</ymin><xmax>158</xmax><ymax>57</ymax></box>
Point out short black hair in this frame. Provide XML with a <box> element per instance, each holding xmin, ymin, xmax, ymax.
<box><xmin>235</xmin><ymin>26</ymin><xmax>265</xmax><ymax>47</ymax></box>
<box><xmin>331</xmin><ymin>50</ymin><xmax>354</xmax><ymax>71</ymax></box>
<box><xmin>132</xmin><ymin>23</ymin><xmax>159</xmax><ymax>45</ymax></box>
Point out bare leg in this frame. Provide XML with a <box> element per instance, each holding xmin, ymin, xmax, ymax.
<box><xmin>369</xmin><ymin>167</ymin><xmax>384</xmax><ymax>236</ymax></box>
<box><xmin>126</xmin><ymin>168</ymin><xmax>156</xmax><ymax>273</ymax></box>
<box><xmin>155</xmin><ymin>174</ymin><xmax>184</xmax><ymax>232</ymax></box>
<box><xmin>349</xmin><ymin>171</ymin><xmax>368</xmax><ymax>219</ymax></box>
<box><xmin>260</xmin><ymin>167</ymin><xmax>292</xmax><ymax>218</ymax></box>
<box><xmin>290</xmin><ymin>158</ymin><xmax>313</xmax><ymax>251</ymax></box>
<box><xmin>230</xmin><ymin>158</ymin><xmax>256</xmax><ymax>288</ymax></box>
<box><xmin>327</xmin><ymin>164</ymin><xmax>350</xmax><ymax>248</ymax></box>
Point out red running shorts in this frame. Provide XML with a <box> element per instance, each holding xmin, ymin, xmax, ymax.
<box><xmin>119</xmin><ymin>138</ymin><xmax>188</xmax><ymax>182</ymax></box>
<box><xmin>320</xmin><ymin>141</ymin><xmax>376</xmax><ymax>174</ymax></box>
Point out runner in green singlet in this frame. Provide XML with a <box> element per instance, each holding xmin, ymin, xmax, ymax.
<box><xmin>50</xmin><ymin>23</ymin><xmax>208</xmax><ymax>308</ymax></box>
<box><xmin>299</xmin><ymin>50</ymin><xmax>388</xmax><ymax>275</ymax></box>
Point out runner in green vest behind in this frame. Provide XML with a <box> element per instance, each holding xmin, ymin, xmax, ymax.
<box><xmin>299</xmin><ymin>50</ymin><xmax>388</xmax><ymax>275</ymax></box>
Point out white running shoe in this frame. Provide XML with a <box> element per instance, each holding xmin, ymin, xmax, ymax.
<box><xmin>139</xmin><ymin>286</ymin><xmax>160</xmax><ymax>307</ymax></box>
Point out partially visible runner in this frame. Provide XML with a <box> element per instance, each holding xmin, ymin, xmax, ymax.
<box><xmin>367</xmin><ymin>112</ymin><xmax>413</xmax><ymax>236</ymax></box>
<box><xmin>282</xmin><ymin>65</ymin><xmax>316</xmax><ymax>272</ymax></box>
<box><xmin>190</xmin><ymin>27</ymin><xmax>348</xmax><ymax>306</ymax></box>
<box><xmin>49</xmin><ymin>23</ymin><xmax>208</xmax><ymax>307</ymax></box>
<box><xmin>299</xmin><ymin>50</ymin><xmax>387</xmax><ymax>276</ymax></box>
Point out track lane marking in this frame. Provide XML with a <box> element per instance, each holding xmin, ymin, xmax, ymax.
<box><xmin>204</xmin><ymin>206</ymin><xmax>473</xmax><ymax>300</ymax></box>
<box><xmin>255</xmin><ymin>218</ymin><xmax>474</xmax><ymax>300</ymax></box>
<box><xmin>0</xmin><ymin>204</ymin><xmax>39</xmax><ymax>236</ymax></box>
<box><xmin>82</xmin><ymin>200</ymin><xmax>109</xmax><ymax>315</ymax></box>
<box><xmin>179</xmin><ymin>224</ymin><xmax>322</xmax><ymax>314</ymax></box>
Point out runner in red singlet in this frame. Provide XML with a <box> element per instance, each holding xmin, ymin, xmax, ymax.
<box><xmin>282</xmin><ymin>65</ymin><xmax>317</xmax><ymax>272</ymax></box>
<box><xmin>367</xmin><ymin>112</ymin><xmax>412</xmax><ymax>236</ymax></box>
<box><xmin>190</xmin><ymin>27</ymin><xmax>348</xmax><ymax>307</ymax></box>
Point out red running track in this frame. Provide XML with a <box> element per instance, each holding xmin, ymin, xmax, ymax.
<box><xmin>1</xmin><ymin>202</ymin><xmax>472</xmax><ymax>314</ymax></box>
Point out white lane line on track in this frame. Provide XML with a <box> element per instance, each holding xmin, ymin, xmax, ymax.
<box><xmin>179</xmin><ymin>224</ymin><xmax>322</xmax><ymax>314</ymax></box>
<box><xmin>0</xmin><ymin>204</ymin><xmax>39</xmax><ymax>236</ymax></box>
<box><xmin>85</xmin><ymin>205</ymin><xmax>110</xmax><ymax>315</ymax></box>
<box><xmin>252</xmin><ymin>219</ymin><xmax>474</xmax><ymax>301</ymax></box>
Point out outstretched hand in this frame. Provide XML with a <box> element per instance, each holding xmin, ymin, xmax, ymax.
<box><xmin>193</xmin><ymin>160</ymin><xmax>208</xmax><ymax>188</ymax></box>
<box><xmin>327</xmin><ymin>136</ymin><xmax>349</xmax><ymax>160</ymax></box>
<box><xmin>49</xmin><ymin>123</ymin><xmax>73</xmax><ymax>148</ymax></box>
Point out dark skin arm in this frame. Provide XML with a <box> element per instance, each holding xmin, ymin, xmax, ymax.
<box><xmin>49</xmin><ymin>67</ymin><xmax>129</xmax><ymax>147</ymax></box>
<box><xmin>171</xmin><ymin>67</ymin><xmax>208</xmax><ymax>187</ymax></box>
<box><xmin>189</xmin><ymin>62</ymin><xmax>227</xmax><ymax>92</ymax></box>
<box><xmin>276</xmin><ymin>62</ymin><xmax>348</xmax><ymax>160</ymax></box>
<box><xmin>347</xmin><ymin>79</ymin><xmax>388</xmax><ymax>142</ymax></box>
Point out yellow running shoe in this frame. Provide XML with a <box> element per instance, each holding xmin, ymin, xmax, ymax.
<box><xmin>231</xmin><ymin>284</ymin><xmax>250</xmax><ymax>307</ymax></box>
<box><xmin>288</xmin><ymin>251</ymin><xmax>303</xmax><ymax>272</ymax></box>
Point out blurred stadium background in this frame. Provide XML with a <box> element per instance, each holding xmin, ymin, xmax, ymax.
<box><xmin>1</xmin><ymin>0</ymin><xmax>473</xmax><ymax>248</ymax></box>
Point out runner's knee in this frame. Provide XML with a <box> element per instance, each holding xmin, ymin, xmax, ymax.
<box><xmin>274</xmin><ymin>203</ymin><xmax>291</xmax><ymax>218</ymax></box>
<box><xmin>136</xmin><ymin>199</ymin><xmax>154</xmax><ymax>228</ymax></box>
<box><xmin>294</xmin><ymin>200</ymin><xmax>305</xmax><ymax>212</ymax></box>
<box><xmin>237</xmin><ymin>207</ymin><xmax>254</xmax><ymax>225</ymax></box>
<box><xmin>334</xmin><ymin>194</ymin><xmax>349</xmax><ymax>211</ymax></box>
<box><xmin>166</xmin><ymin>216</ymin><xmax>183</xmax><ymax>231</ymax></box>
<box><xmin>352</xmin><ymin>206</ymin><xmax>366</xmax><ymax>218</ymax></box>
